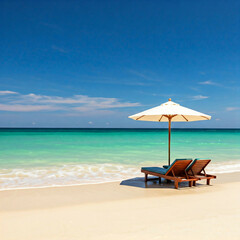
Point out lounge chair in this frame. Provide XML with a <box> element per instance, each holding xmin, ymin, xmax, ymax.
<box><xmin>141</xmin><ymin>159</ymin><xmax>198</xmax><ymax>189</ymax></box>
<box><xmin>162</xmin><ymin>158</ymin><xmax>192</xmax><ymax>169</ymax></box>
<box><xmin>187</xmin><ymin>159</ymin><xmax>216</xmax><ymax>185</ymax></box>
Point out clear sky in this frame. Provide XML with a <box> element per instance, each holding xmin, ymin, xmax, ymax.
<box><xmin>0</xmin><ymin>0</ymin><xmax>239</xmax><ymax>128</ymax></box>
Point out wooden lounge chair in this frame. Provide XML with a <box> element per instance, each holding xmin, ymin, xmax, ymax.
<box><xmin>141</xmin><ymin>159</ymin><xmax>198</xmax><ymax>189</ymax></box>
<box><xmin>162</xmin><ymin>158</ymin><xmax>192</xmax><ymax>169</ymax></box>
<box><xmin>187</xmin><ymin>159</ymin><xmax>216</xmax><ymax>185</ymax></box>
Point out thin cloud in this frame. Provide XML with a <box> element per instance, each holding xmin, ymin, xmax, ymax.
<box><xmin>0</xmin><ymin>90</ymin><xmax>18</xmax><ymax>95</ymax></box>
<box><xmin>226</xmin><ymin>107</ymin><xmax>240</xmax><ymax>111</ymax></box>
<box><xmin>198</xmin><ymin>80</ymin><xmax>239</xmax><ymax>91</ymax></box>
<box><xmin>64</xmin><ymin>109</ymin><xmax>114</xmax><ymax>117</ymax></box>
<box><xmin>128</xmin><ymin>69</ymin><xmax>161</xmax><ymax>82</ymax></box>
<box><xmin>192</xmin><ymin>95</ymin><xmax>209</xmax><ymax>100</ymax></box>
<box><xmin>0</xmin><ymin>104</ymin><xmax>58</xmax><ymax>112</ymax></box>
<box><xmin>189</xmin><ymin>86</ymin><xmax>200</xmax><ymax>92</ymax></box>
<box><xmin>128</xmin><ymin>70</ymin><xmax>151</xmax><ymax>80</ymax></box>
<box><xmin>0</xmin><ymin>91</ymin><xmax>141</xmax><ymax>113</ymax></box>
<box><xmin>80</xmin><ymin>76</ymin><xmax>149</xmax><ymax>86</ymax></box>
<box><xmin>198</xmin><ymin>81</ymin><xmax>220</xmax><ymax>86</ymax></box>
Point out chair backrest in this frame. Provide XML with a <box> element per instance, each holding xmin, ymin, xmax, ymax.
<box><xmin>166</xmin><ymin>159</ymin><xmax>192</xmax><ymax>176</ymax></box>
<box><xmin>187</xmin><ymin>159</ymin><xmax>211</xmax><ymax>175</ymax></box>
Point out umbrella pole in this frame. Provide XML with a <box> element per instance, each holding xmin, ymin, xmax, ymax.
<box><xmin>168</xmin><ymin>117</ymin><xmax>171</xmax><ymax>166</ymax></box>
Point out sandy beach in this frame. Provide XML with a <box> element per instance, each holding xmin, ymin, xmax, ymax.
<box><xmin>1</xmin><ymin>0</ymin><xmax>239</xmax><ymax>239</ymax></box>
<box><xmin>0</xmin><ymin>172</ymin><xmax>240</xmax><ymax>240</ymax></box>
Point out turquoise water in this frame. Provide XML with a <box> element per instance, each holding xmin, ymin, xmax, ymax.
<box><xmin>0</xmin><ymin>128</ymin><xmax>239</xmax><ymax>190</ymax></box>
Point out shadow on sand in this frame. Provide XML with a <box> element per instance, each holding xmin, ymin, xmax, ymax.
<box><xmin>120</xmin><ymin>177</ymin><xmax>198</xmax><ymax>189</ymax></box>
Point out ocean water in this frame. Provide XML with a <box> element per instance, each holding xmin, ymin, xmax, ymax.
<box><xmin>0</xmin><ymin>128</ymin><xmax>239</xmax><ymax>190</ymax></box>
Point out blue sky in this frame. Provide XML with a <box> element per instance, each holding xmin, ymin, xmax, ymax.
<box><xmin>0</xmin><ymin>0</ymin><xmax>239</xmax><ymax>128</ymax></box>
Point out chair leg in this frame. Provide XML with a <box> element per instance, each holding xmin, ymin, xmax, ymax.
<box><xmin>189</xmin><ymin>181</ymin><xmax>193</xmax><ymax>187</ymax></box>
<box><xmin>193</xmin><ymin>181</ymin><xmax>196</xmax><ymax>186</ymax></box>
<box><xmin>159</xmin><ymin>177</ymin><xmax>161</xmax><ymax>184</ymax></box>
<box><xmin>174</xmin><ymin>181</ymin><xmax>178</xmax><ymax>189</ymax></box>
<box><xmin>145</xmin><ymin>174</ymin><xmax>148</xmax><ymax>182</ymax></box>
<box><xmin>207</xmin><ymin>179</ymin><xmax>210</xmax><ymax>185</ymax></box>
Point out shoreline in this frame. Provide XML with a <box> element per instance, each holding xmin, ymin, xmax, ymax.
<box><xmin>1</xmin><ymin>163</ymin><xmax>240</xmax><ymax>192</ymax></box>
<box><xmin>1</xmin><ymin>157</ymin><xmax>240</xmax><ymax>191</ymax></box>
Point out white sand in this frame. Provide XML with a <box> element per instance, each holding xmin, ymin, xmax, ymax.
<box><xmin>0</xmin><ymin>172</ymin><xmax>240</xmax><ymax>240</ymax></box>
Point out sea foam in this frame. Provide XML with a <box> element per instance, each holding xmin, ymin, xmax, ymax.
<box><xmin>0</xmin><ymin>161</ymin><xmax>240</xmax><ymax>190</ymax></box>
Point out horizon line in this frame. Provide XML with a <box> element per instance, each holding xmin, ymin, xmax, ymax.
<box><xmin>0</xmin><ymin>127</ymin><xmax>239</xmax><ymax>130</ymax></box>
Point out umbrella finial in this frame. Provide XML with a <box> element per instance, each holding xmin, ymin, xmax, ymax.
<box><xmin>168</xmin><ymin>98</ymin><xmax>171</xmax><ymax>101</ymax></box>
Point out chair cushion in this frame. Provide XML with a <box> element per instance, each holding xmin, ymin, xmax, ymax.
<box><xmin>141</xmin><ymin>167</ymin><xmax>167</xmax><ymax>175</ymax></box>
<box><xmin>142</xmin><ymin>159</ymin><xmax>193</xmax><ymax>175</ymax></box>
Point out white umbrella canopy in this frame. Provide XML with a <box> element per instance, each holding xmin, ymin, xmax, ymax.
<box><xmin>128</xmin><ymin>98</ymin><xmax>211</xmax><ymax>165</ymax></box>
<box><xmin>129</xmin><ymin>99</ymin><xmax>211</xmax><ymax>122</ymax></box>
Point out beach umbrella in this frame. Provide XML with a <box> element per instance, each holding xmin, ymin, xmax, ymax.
<box><xmin>128</xmin><ymin>98</ymin><xmax>211</xmax><ymax>165</ymax></box>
